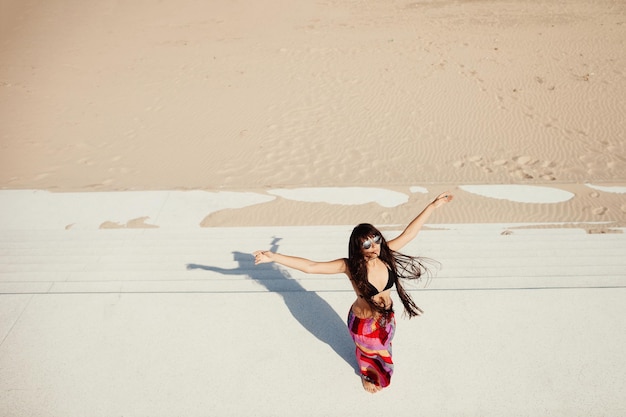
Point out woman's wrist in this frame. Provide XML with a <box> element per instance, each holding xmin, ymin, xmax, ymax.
<box><xmin>431</xmin><ymin>193</ymin><xmax>451</xmax><ymax>208</ymax></box>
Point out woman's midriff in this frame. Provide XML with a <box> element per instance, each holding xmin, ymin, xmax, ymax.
<box><xmin>351</xmin><ymin>292</ymin><xmax>393</xmax><ymax>319</ymax></box>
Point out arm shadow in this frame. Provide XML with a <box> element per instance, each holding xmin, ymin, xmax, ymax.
<box><xmin>186</xmin><ymin>237</ymin><xmax>357</xmax><ymax>374</ymax></box>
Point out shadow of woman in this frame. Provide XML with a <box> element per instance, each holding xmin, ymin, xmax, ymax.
<box><xmin>186</xmin><ymin>237</ymin><xmax>357</xmax><ymax>374</ymax></box>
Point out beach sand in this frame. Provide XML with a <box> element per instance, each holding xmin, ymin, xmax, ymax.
<box><xmin>1</xmin><ymin>0</ymin><xmax>625</xmax><ymax>227</ymax></box>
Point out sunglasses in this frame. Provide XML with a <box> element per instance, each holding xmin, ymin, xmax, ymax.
<box><xmin>362</xmin><ymin>234</ymin><xmax>382</xmax><ymax>250</ymax></box>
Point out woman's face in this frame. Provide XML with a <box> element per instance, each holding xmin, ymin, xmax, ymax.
<box><xmin>361</xmin><ymin>234</ymin><xmax>381</xmax><ymax>259</ymax></box>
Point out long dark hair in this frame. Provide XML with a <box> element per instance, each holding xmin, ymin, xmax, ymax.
<box><xmin>346</xmin><ymin>223</ymin><xmax>436</xmax><ymax>318</ymax></box>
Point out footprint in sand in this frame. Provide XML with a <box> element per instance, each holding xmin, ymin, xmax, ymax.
<box><xmin>514</xmin><ymin>155</ymin><xmax>535</xmax><ymax>166</ymax></box>
<box><xmin>453</xmin><ymin>154</ymin><xmax>557</xmax><ymax>181</ymax></box>
<box><xmin>511</xmin><ymin>169</ymin><xmax>534</xmax><ymax>180</ymax></box>
<box><xmin>77</xmin><ymin>157</ymin><xmax>94</xmax><ymax>166</ymax></box>
<box><xmin>592</xmin><ymin>207</ymin><xmax>608</xmax><ymax>216</ymax></box>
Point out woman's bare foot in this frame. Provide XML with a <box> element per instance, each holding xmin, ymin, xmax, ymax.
<box><xmin>362</xmin><ymin>377</ymin><xmax>382</xmax><ymax>393</ymax></box>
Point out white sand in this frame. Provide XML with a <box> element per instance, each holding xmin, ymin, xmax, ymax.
<box><xmin>459</xmin><ymin>184</ymin><xmax>574</xmax><ymax>203</ymax></box>
<box><xmin>1</xmin><ymin>223</ymin><xmax>624</xmax><ymax>416</ymax></box>
<box><xmin>269</xmin><ymin>187</ymin><xmax>409</xmax><ymax>207</ymax></box>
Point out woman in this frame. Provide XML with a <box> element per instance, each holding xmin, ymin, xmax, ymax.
<box><xmin>254</xmin><ymin>191</ymin><xmax>453</xmax><ymax>393</ymax></box>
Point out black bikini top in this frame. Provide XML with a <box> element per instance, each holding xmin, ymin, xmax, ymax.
<box><xmin>363</xmin><ymin>267</ymin><xmax>396</xmax><ymax>298</ymax></box>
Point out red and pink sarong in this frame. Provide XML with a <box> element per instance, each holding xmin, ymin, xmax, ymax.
<box><xmin>347</xmin><ymin>309</ymin><xmax>396</xmax><ymax>388</ymax></box>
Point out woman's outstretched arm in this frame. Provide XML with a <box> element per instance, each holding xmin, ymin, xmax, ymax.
<box><xmin>387</xmin><ymin>191</ymin><xmax>453</xmax><ymax>252</ymax></box>
<box><xmin>253</xmin><ymin>250</ymin><xmax>347</xmax><ymax>275</ymax></box>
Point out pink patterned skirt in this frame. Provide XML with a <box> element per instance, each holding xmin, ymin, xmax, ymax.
<box><xmin>347</xmin><ymin>309</ymin><xmax>396</xmax><ymax>388</ymax></box>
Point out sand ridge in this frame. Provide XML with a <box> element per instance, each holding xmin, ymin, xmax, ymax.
<box><xmin>1</xmin><ymin>184</ymin><xmax>623</xmax><ymax>230</ymax></box>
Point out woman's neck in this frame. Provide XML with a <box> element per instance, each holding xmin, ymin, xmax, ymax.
<box><xmin>365</xmin><ymin>256</ymin><xmax>381</xmax><ymax>266</ymax></box>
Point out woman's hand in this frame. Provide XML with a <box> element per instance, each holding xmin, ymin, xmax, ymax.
<box><xmin>387</xmin><ymin>191</ymin><xmax>454</xmax><ymax>251</ymax></box>
<box><xmin>432</xmin><ymin>191</ymin><xmax>453</xmax><ymax>208</ymax></box>
<box><xmin>253</xmin><ymin>250</ymin><xmax>274</xmax><ymax>265</ymax></box>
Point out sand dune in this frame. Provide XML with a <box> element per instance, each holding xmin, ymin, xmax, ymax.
<box><xmin>0</xmin><ymin>0</ymin><xmax>624</xmax><ymax>226</ymax></box>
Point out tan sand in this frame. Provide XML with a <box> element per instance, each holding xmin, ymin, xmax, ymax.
<box><xmin>1</xmin><ymin>0</ymin><xmax>625</xmax><ymax>226</ymax></box>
